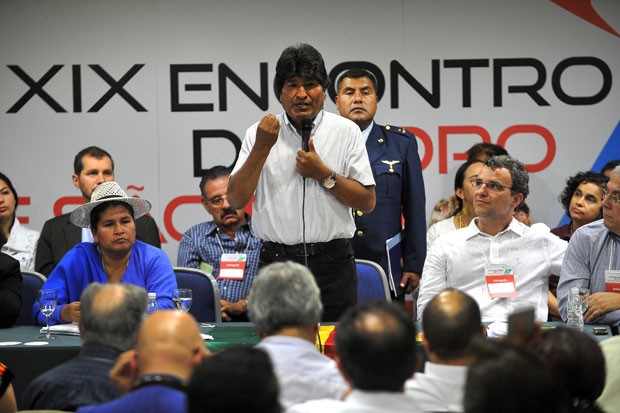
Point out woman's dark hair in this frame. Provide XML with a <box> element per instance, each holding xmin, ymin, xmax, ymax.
<box><xmin>536</xmin><ymin>327</ymin><xmax>606</xmax><ymax>413</ymax></box>
<box><xmin>452</xmin><ymin>159</ymin><xmax>484</xmax><ymax>215</ymax></box>
<box><xmin>0</xmin><ymin>171</ymin><xmax>19</xmax><ymax>212</ymax></box>
<box><xmin>90</xmin><ymin>201</ymin><xmax>134</xmax><ymax>229</ymax></box>
<box><xmin>559</xmin><ymin>171</ymin><xmax>608</xmax><ymax>213</ymax></box>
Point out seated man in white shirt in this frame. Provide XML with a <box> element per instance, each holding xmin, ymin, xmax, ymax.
<box><xmin>247</xmin><ymin>261</ymin><xmax>347</xmax><ymax>410</ymax></box>
<box><xmin>406</xmin><ymin>288</ymin><xmax>485</xmax><ymax>412</ymax></box>
<box><xmin>417</xmin><ymin>155</ymin><xmax>567</xmax><ymax>322</ymax></box>
<box><xmin>288</xmin><ymin>300</ymin><xmax>422</xmax><ymax>413</ymax></box>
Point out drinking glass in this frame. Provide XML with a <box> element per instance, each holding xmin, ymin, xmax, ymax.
<box><xmin>579</xmin><ymin>287</ymin><xmax>590</xmax><ymax>313</ymax></box>
<box><xmin>173</xmin><ymin>289</ymin><xmax>192</xmax><ymax>313</ymax></box>
<box><xmin>37</xmin><ymin>289</ymin><xmax>57</xmax><ymax>340</ymax></box>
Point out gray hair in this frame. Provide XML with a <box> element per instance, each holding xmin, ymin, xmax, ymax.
<box><xmin>612</xmin><ymin>165</ymin><xmax>620</xmax><ymax>178</ymax></box>
<box><xmin>248</xmin><ymin>261</ymin><xmax>322</xmax><ymax>335</ymax></box>
<box><xmin>80</xmin><ymin>283</ymin><xmax>147</xmax><ymax>351</ymax></box>
<box><xmin>485</xmin><ymin>155</ymin><xmax>529</xmax><ymax>200</ymax></box>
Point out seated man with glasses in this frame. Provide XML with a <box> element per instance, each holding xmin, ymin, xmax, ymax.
<box><xmin>418</xmin><ymin>155</ymin><xmax>568</xmax><ymax>323</ymax></box>
<box><xmin>558</xmin><ymin>165</ymin><xmax>620</xmax><ymax>327</ymax></box>
<box><xmin>177</xmin><ymin>165</ymin><xmax>262</xmax><ymax>321</ymax></box>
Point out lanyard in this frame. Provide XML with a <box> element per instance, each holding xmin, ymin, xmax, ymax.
<box><xmin>215</xmin><ymin>229</ymin><xmax>252</xmax><ymax>255</ymax></box>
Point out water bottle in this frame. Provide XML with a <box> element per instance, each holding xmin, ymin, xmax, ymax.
<box><xmin>147</xmin><ymin>292</ymin><xmax>159</xmax><ymax>315</ymax></box>
<box><xmin>566</xmin><ymin>287</ymin><xmax>584</xmax><ymax>330</ymax></box>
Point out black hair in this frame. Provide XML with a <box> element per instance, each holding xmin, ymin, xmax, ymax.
<box><xmin>485</xmin><ymin>155</ymin><xmax>529</xmax><ymax>201</ymax></box>
<box><xmin>601</xmin><ymin>159</ymin><xmax>620</xmax><ymax>175</ymax></box>
<box><xmin>336</xmin><ymin>68</ymin><xmax>378</xmax><ymax>93</ymax></box>
<box><xmin>558</xmin><ymin>171</ymin><xmax>608</xmax><ymax>213</ymax></box>
<box><xmin>0</xmin><ymin>171</ymin><xmax>19</xmax><ymax>212</ymax></box>
<box><xmin>73</xmin><ymin>146</ymin><xmax>114</xmax><ymax>175</ymax></box>
<box><xmin>199</xmin><ymin>165</ymin><xmax>232</xmax><ymax>199</ymax></box>
<box><xmin>273</xmin><ymin>43</ymin><xmax>330</xmax><ymax>100</ymax></box>
<box><xmin>90</xmin><ymin>201</ymin><xmax>134</xmax><ymax>229</ymax></box>
<box><xmin>452</xmin><ymin>159</ymin><xmax>485</xmax><ymax>215</ymax></box>
<box><xmin>466</xmin><ymin>143</ymin><xmax>508</xmax><ymax>161</ymax></box>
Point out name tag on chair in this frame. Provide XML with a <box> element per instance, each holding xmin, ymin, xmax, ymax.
<box><xmin>218</xmin><ymin>254</ymin><xmax>247</xmax><ymax>280</ymax></box>
<box><xmin>485</xmin><ymin>265</ymin><xmax>517</xmax><ymax>298</ymax></box>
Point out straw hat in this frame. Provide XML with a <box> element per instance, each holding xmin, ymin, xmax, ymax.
<box><xmin>70</xmin><ymin>181</ymin><xmax>151</xmax><ymax>228</ymax></box>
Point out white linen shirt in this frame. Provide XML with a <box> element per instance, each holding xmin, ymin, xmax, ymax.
<box><xmin>417</xmin><ymin>219</ymin><xmax>567</xmax><ymax>322</ymax></box>
<box><xmin>256</xmin><ymin>335</ymin><xmax>347</xmax><ymax>410</ymax></box>
<box><xmin>232</xmin><ymin>110</ymin><xmax>375</xmax><ymax>244</ymax></box>
<box><xmin>2</xmin><ymin>219</ymin><xmax>40</xmax><ymax>271</ymax></box>
<box><xmin>404</xmin><ymin>362</ymin><xmax>467</xmax><ymax>412</ymax></box>
<box><xmin>426</xmin><ymin>217</ymin><xmax>457</xmax><ymax>252</ymax></box>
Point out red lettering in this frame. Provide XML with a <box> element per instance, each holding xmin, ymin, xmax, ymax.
<box><xmin>405</xmin><ymin>127</ymin><xmax>433</xmax><ymax>170</ymax></box>
<box><xmin>53</xmin><ymin>196</ymin><xmax>83</xmax><ymax>216</ymax></box>
<box><xmin>17</xmin><ymin>196</ymin><xmax>31</xmax><ymax>224</ymax></box>
<box><xmin>497</xmin><ymin>125</ymin><xmax>555</xmax><ymax>172</ymax></box>
<box><xmin>438</xmin><ymin>126</ymin><xmax>491</xmax><ymax>173</ymax></box>
<box><xmin>164</xmin><ymin>195</ymin><xmax>202</xmax><ymax>241</ymax></box>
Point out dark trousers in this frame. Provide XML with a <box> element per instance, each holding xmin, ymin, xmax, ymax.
<box><xmin>259</xmin><ymin>239</ymin><xmax>357</xmax><ymax>322</ymax></box>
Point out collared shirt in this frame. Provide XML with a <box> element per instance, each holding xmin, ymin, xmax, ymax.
<box><xmin>177</xmin><ymin>218</ymin><xmax>261</xmax><ymax>302</ymax></box>
<box><xmin>558</xmin><ymin>219</ymin><xmax>620</xmax><ymax>325</ymax></box>
<box><xmin>1</xmin><ymin>218</ymin><xmax>39</xmax><ymax>271</ymax></box>
<box><xmin>22</xmin><ymin>344</ymin><xmax>121</xmax><ymax>411</ymax></box>
<box><xmin>256</xmin><ymin>335</ymin><xmax>347</xmax><ymax>409</ymax></box>
<box><xmin>418</xmin><ymin>219</ymin><xmax>567</xmax><ymax>322</ymax></box>
<box><xmin>361</xmin><ymin>121</ymin><xmax>374</xmax><ymax>141</ymax></box>
<box><xmin>426</xmin><ymin>217</ymin><xmax>457</xmax><ymax>253</ymax></box>
<box><xmin>288</xmin><ymin>389</ymin><xmax>422</xmax><ymax>413</ymax></box>
<box><xmin>232</xmin><ymin>110</ymin><xmax>375</xmax><ymax>244</ymax></box>
<box><xmin>404</xmin><ymin>362</ymin><xmax>468</xmax><ymax>412</ymax></box>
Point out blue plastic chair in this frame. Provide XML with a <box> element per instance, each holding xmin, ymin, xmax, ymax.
<box><xmin>355</xmin><ymin>259</ymin><xmax>391</xmax><ymax>304</ymax></box>
<box><xmin>15</xmin><ymin>270</ymin><xmax>46</xmax><ymax>326</ymax></box>
<box><xmin>173</xmin><ymin>267</ymin><xmax>222</xmax><ymax>322</ymax></box>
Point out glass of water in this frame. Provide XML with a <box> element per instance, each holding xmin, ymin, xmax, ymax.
<box><xmin>37</xmin><ymin>289</ymin><xmax>57</xmax><ymax>340</ymax></box>
<box><xmin>173</xmin><ymin>289</ymin><xmax>192</xmax><ymax>313</ymax></box>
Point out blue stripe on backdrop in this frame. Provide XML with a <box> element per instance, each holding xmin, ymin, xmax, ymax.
<box><xmin>557</xmin><ymin>118</ymin><xmax>620</xmax><ymax>227</ymax></box>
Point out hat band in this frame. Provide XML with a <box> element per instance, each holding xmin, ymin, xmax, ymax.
<box><xmin>96</xmin><ymin>194</ymin><xmax>125</xmax><ymax>201</ymax></box>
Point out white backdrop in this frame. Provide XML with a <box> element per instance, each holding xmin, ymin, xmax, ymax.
<box><xmin>2</xmin><ymin>0</ymin><xmax>619</xmax><ymax>262</ymax></box>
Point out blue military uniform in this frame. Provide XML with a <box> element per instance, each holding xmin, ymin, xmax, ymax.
<box><xmin>352</xmin><ymin>123</ymin><xmax>427</xmax><ymax>295</ymax></box>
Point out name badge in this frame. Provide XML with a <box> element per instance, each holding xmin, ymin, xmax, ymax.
<box><xmin>605</xmin><ymin>270</ymin><xmax>620</xmax><ymax>293</ymax></box>
<box><xmin>485</xmin><ymin>264</ymin><xmax>517</xmax><ymax>298</ymax></box>
<box><xmin>218</xmin><ymin>253</ymin><xmax>247</xmax><ymax>280</ymax></box>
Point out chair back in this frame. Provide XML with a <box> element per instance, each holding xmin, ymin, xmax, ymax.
<box><xmin>173</xmin><ymin>267</ymin><xmax>222</xmax><ymax>322</ymax></box>
<box><xmin>355</xmin><ymin>259</ymin><xmax>391</xmax><ymax>304</ymax></box>
<box><xmin>16</xmin><ymin>270</ymin><xmax>46</xmax><ymax>326</ymax></box>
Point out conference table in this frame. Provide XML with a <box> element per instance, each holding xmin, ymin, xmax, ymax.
<box><xmin>1</xmin><ymin>322</ymin><xmax>613</xmax><ymax>409</ymax></box>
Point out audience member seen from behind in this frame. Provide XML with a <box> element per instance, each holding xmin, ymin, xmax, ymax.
<box><xmin>464</xmin><ymin>339</ymin><xmax>572</xmax><ymax>413</ymax></box>
<box><xmin>0</xmin><ymin>172</ymin><xmax>39</xmax><ymax>271</ymax></box>
<box><xmin>428</xmin><ymin>143</ymin><xmax>507</xmax><ymax>226</ymax></box>
<box><xmin>601</xmin><ymin>160</ymin><xmax>620</xmax><ymax>178</ymax></box>
<box><xmin>177</xmin><ymin>165</ymin><xmax>262</xmax><ymax>322</ymax></box>
<box><xmin>0</xmin><ymin>362</ymin><xmax>16</xmax><ymax>413</ymax></box>
<box><xmin>557</xmin><ymin>166</ymin><xmax>620</xmax><ymax>325</ymax></box>
<box><xmin>427</xmin><ymin>160</ymin><xmax>483</xmax><ymax>250</ymax></box>
<box><xmin>35</xmin><ymin>146</ymin><xmax>161</xmax><ymax>276</ymax></box>
<box><xmin>187</xmin><ymin>346</ymin><xmax>281</xmax><ymax>413</ymax></box>
<box><xmin>0</xmin><ymin>252</ymin><xmax>21</xmax><ymax>328</ymax></box>
<box><xmin>22</xmin><ymin>283</ymin><xmax>147</xmax><ymax>411</ymax></box>
<box><xmin>34</xmin><ymin>181</ymin><xmax>176</xmax><ymax>326</ymax></box>
<box><xmin>77</xmin><ymin>310</ymin><xmax>208</xmax><ymax>413</ymax></box>
<box><xmin>405</xmin><ymin>289</ymin><xmax>484</xmax><ymax>412</ymax></box>
<box><xmin>248</xmin><ymin>261</ymin><xmax>347</xmax><ymax>409</ymax></box>
<box><xmin>536</xmin><ymin>327</ymin><xmax>606</xmax><ymax>413</ymax></box>
<box><xmin>289</xmin><ymin>300</ymin><xmax>422</xmax><ymax>413</ymax></box>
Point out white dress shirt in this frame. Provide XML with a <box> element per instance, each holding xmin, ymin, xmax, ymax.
<box><xmin>418</xmin><ymin>219</ymin><xmax>567</xmax><ymax>322</ymax></box>
<box><xmin>287</xmin><ymin>389</ymin><xmax>422</xmax><ymax>413</ymax></box>
<box><xmin>233</xmin><ymin>110</ymin><xmax>375</xmax><ymax>244</ymax></box>
<box><xmin>426</xmin><ymin>217</ymin><xmax>457</xmax><ymax>252</ymax></box>
<box><xmin>2</xmin><ymin>219</ymin><xmax>40</xmax><ymax>271</ymax></box>
<box><xmin>405</xmin><ymin>362</ymin><xmax>467</xmax><ymax>412</ymax></box>
<box><xmin>257</xmin><ymin>335</ymin><xmax>347</xmax><ymax>410</ymax></box>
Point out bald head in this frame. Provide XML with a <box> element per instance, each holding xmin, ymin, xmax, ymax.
<box><xmin>79</xmin><ymin>282</ymin><xmax>146</xmax><ymax>351</ymax></box>
<box><xmin>422</xmin><ymin>289</ymin><xmax>482</xmax><ymax>361</ymax></box>
<box><xmin>135</xmin><ymin>310</ymin><xmax>208</xmax><ymax>379</ymax></box>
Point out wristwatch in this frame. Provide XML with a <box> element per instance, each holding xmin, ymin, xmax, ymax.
<box><xmin>321</xmin><ymin>171</ymin><xmax>337</xmax><ymax>189</ymax></box>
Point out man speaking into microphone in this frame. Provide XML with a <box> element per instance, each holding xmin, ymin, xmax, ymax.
<box><xmin>228</xmin><ymin>43</ymin><xmax>376</xmax><ymax>321</ymax></box>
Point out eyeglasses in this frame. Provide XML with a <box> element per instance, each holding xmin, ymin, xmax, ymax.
<box><xmin>206</xmin><ymin>194</ymin><xmax>228</xmax><ymax>207</ymax></box>
<box><xmin>602</xmin><ymin>188</ymin><xmax>620</xmax><ymax>206</ymax></box>
<box><xmin>470</xmin><ymin>178</ymin><xmax>513</xmax><ymax>193</ymax></box>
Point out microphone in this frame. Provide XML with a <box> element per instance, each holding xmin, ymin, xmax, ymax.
<box><xmin>301</xmin><ymin>117</ymin><xmax>312</xmax><ymax>151</ymax></box>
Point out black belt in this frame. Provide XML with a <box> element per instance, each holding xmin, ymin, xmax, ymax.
<box><xmin>262</xmin><ymin>238</ymin><xmax>350</xmax><ymax>257</ymax></box>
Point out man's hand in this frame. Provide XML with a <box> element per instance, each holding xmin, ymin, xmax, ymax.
<box><xmin>296</xmin><ymin>138</ymin><xmax>330</xmax><ymax>181</ymax></box>
<box><xmin>220</xmin><ymin>299</ymin><xmax>248</xmax><ymax>322</ymax></box>
<box><xmin>109</xmin><ymin>350</ymin><xmax>137</xmax><ymax>394</ymax></box>
<box><xmin>255</xmin><ymin>113</ymin><xmax>280</xmax><ymax>152</ymax></box>
<box><xmin>60</xmin><ymin>301</ymin><xmax>81</xmax><ymax>323</ymax></box>
<box><xmin>584</xmin><ymin>292</ymin><xmax>620</xmax><ymax>322</ymax></box>
<box><xmin>400</xmin><ymin>272</ymin><xmax>421</xmax><ymax>294</ymax></box>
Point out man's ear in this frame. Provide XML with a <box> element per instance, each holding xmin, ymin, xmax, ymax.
<box><xmin>72</xmin><ymin>173</ymin><xmax>80</xmax><ymax>189</ymax></box>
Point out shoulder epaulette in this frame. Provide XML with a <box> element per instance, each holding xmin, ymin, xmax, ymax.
<box><xmin>384</xmin><ymin>125</ymin><xmax>408</xmax><ymax>135</ymax></box>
